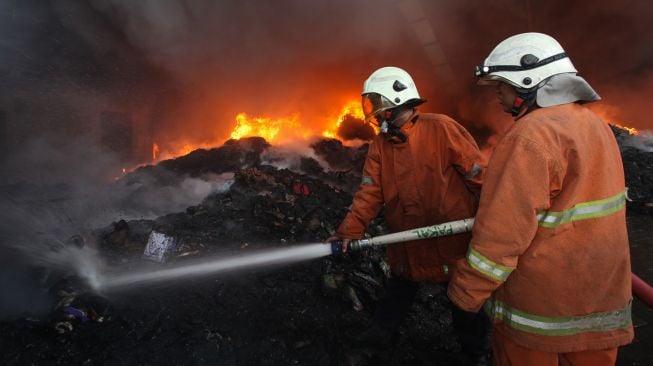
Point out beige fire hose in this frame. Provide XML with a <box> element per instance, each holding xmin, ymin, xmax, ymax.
<box><xmin>330</xmin><ymin>217</ymin><xmax>653</xmax><ymax>309</ymax></box>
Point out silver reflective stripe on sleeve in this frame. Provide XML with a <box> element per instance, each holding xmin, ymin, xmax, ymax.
<box><xmin>361</xmin><ymin>176</ymin><xmax>373</xmax><ymax>185</ymax></box>
<box><xmin>465</xmin><ymin>163</ymin><xmax>482</xmax><ymax>180</ymax></box>
<box><xmin>485</xmin><ymin>299</ymin><xmax>632</xmax><ymax>336</ymax></box>
<box><xmin>467</xmin><ymin>247</ymin><xmax>513</xmax><ymax>282</ymax></box>
<box><xmin>537</xmin><ymin>191</ymin><xmax>626</xmax><ymax>229</ymax></box>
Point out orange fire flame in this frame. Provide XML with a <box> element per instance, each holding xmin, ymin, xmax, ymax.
<box><xmin>589</xmin><ymin>104</ymin><xmax>639</xmax><ymax>135</ymax></box>
<box><xmin>152</xmin><ymin>143</ymin><xmax>160</xmax><ymax>161</ymax></box>
<box><xmin>140</xmin><ymin>100</ymin><xmax>368</xmax><ymax>171</ymax></box>
<box><xmin>322</xmin><ymin>100</ymin><xmax>366</xmax><ymax>139</ymax></box>
<box><xmin>228</xmin><ymin>100</ymin><xmax>366</xmax><ymax>143</ymax></box>
<box><xmin>613</xmin><ymin>123</ymin><xmax>639</xmax><ymax>135</ymax></box>
<box><xmin>230</xmin><ymin>112</ymin><xmax>302</xmax><ymax>142</ymax></box>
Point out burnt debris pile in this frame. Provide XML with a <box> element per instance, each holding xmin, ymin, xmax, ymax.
<box><xmin>0</xmin><ymin>137</ymin><xmax>465</xmax><ymax>365</ymax></box>
<box><xmin>611</xmin><ymin>124</ymin><xmax>653</xmax><ymax>213</ymax></box>
<box><xmin>3</xmin><ymin>130</ymin><xmax>649</xmax><ymax>365</ymax></box>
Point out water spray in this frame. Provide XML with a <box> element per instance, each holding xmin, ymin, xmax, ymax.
<box><xmin>95</xmin><ymin>243</ymin><xmax>333</xmax><ymax>292</ymax></box>
<box><xmin>91</xmin><ymin>219</ymin><xmax>475</xmax><ymax>292</ymax></box>
<box><xmin>85</xmin><ymin>215</ymin><xmax>653</xmax><ymax>311</ymax></box>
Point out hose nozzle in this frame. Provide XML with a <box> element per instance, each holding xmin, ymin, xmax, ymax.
<box><xmin>330</xmin><ymin>239</ymin><xmax>374</xmax><ymax>255</ymax></box>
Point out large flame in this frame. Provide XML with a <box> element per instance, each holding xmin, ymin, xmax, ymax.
<box><xmin>230</xmin><ymin>112</ymin><xmax>303</xmax><ymax>142</ymax></box>
<box><xmin>131</xmin><ymin>100</ymin><xmax>368</xmax><ymax>175</ymax></box>
<box><xmin>228</xmin><ymin>99</ymin><xmax>366</xmax><ymax>143</ymax></box>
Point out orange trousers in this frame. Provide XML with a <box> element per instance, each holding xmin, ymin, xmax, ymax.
<box><xmin>492</xmin><ymin>330</ymin><xmax>618</xmax><ymax>366</ymax></box>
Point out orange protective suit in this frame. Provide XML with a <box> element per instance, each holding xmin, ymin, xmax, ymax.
<box><xmin>491</xmin><ymin>330</ymin><xmax>618</xmax><ymax>366</ymax></box>
<box><xmin>337</xmin><ymin>112</ymin><xmax>484</xmax><ymax>282</ymax></box>
<box><xmin>448</xmin><ymin>103</ymin><xmax>634</xmax><ymax>354</ymax></box>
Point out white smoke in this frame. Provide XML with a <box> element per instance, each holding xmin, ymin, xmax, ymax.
<box><xmin>261</xmin><ymin>139</ymin><xmax>329</xmax><ymax>172</ymax></box>
<box><xmin>621</xmin><ymin>131</ymin><xmax>653</xmax><ymax>153</ymax></box>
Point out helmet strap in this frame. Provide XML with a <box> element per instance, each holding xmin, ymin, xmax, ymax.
<box><xmin>380</xmin><ymin>108</ymin><xmax>411</xmax><ymax>142</ymax></box>
<box><xmin>511</xmin><ymin>90</ymin><xmax>537</xmax><ymax>117</ymax></box>
<box><xmin>386</xmin><ymin>126</ymin><xmax>407</xmax><ymax>142</ymax></box>
<box><xmin>510</xmin><ymin>97</ymin><xmax>525</xmax><ymax>116</ymax></box>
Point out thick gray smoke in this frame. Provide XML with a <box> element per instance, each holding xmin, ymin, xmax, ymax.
<box><xmin>81</xmin><ymin>0</ymin><xmax>418</xmax><ymax>142</ymax></box>
<box><xmin>0</xmin><ymin>136</ymin><xmax>234</xmax><ymax>319</ymax></box>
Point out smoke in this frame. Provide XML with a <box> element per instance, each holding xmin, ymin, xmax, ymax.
<box><xmin>0</xmin><ymin>131</ymin><xmax>234</xmax><ymax>319</ymax></box>
<box><xmin>82</xmin><ymin>0</ymin><xmax>411</xmax><ymax>142</ymax></box>
<box><xmin>620</xmin><ymin>131</ymin><xmax>653</xmax><ymax>153</ymax></box>
<box><xmin>411</xmin><ymin>1</ymin><xmax>653</xmax><ymax>147</ymax></box>
<box><xmin>260</xmin><ymin>138</ymin><xmax>328</xmax><ymax>173</ymax></box>
<box><xmin>0</xmin><ymin>190</ymin><xmax>100</xmax><ymax>319</ymax></box>
<box><xmin>7</xmin><ymin>0</ymin><xmax>651</xmax><ymax>163</ymax></box>
<box><xmin>337</xmin><ymin>115</ymin><xmax>375</xmax><ymax>141</ymax></box>
<box><xmin>107</xmin><ymin>171</ymin><xmax>235</xmax><ymax>221</ymax></box>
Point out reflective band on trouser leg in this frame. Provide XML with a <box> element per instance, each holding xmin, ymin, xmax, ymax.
<box><xmin>467</xmin><ymin>247</ymin><xmax>514</xmax><ymax>282</ymax></box>
<box><xmin>537</xmin><ymin>192</ymin><xmax>626</xmax><ymax>229</ymax></box>
<box><xmin>484</xmin><ymin>299</ymin><xmax>632</xmax><ymax>336</ymax></box>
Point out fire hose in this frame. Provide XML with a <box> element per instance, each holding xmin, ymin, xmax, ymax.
<box><xmin>331</xmin><ymin>217</ymin><xmax>653</xmax><ymax>309</ymax></box>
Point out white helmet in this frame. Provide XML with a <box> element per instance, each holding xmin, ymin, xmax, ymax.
<box><xmin>475</xmin><ymin>32</ymin><xmax>577</xmax><ymax>90</ymax></box>
<box><xmin>361</xmin><ymin>66</ymin><xmax>425</xmax><ymax>125</ymax></box>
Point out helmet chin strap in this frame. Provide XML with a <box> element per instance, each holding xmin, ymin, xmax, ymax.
<box><xmin>380</xmin><ymin>108</ymin><xmax>411</xmax><ymax>142</ymax></box>
<box><xmin>510</xmin><ymin>97</ymin><xmax>525</xmax><ymax>116</ymax></box>
<box><xmin>511</xmin><ymin>90</ymin><xmax>537</xmax><ymax>117</ymax></box>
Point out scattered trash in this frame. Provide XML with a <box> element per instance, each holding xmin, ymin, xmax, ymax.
<box><xmin>346</xmin><ymin>285</ymin><xmax>364</xmax><ymax>311</ymax></box>
<box><xmin>176</xmin><ymin>250</ymin><xmax>200</xmax><ymax>258</ymax></box>
<box><xmin>292</xmin><ymin>180</ymin><xmax>310</xmax><ymax>196</ymax></box>
<box><xmin>63</xmin><ymin>307</ymin><xmax>90</xmax><ymax>322</ymax></box>
<box><xmin>143</xmin><ymin>231</ymin><xmax>177</xmax><ymax>263</ymax></box>
<box><xmin>54</xmin><ymin>321</ymin><xmax>73</xmax><ymax>334</ymax></box>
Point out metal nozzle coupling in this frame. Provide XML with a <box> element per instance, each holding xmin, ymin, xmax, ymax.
<box><xmin>330</xmin><ymin>239</ymin><xmax>374</xmax><ymax>254</ymax></box>
<box><xmin>348</xmin><ymin>239</ymin><xmax>372</xmax><ymax>251</ymax></box>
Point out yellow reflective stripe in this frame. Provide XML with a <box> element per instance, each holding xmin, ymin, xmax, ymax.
<box><xmin>485</xmin><ymin>299</ymin><xmax>632</xmax><ymax>336</ymax></box>
<box><xmin>537</xmin><ymin>192</ymin><xmax>626</xmax><ymax>229</ymax></box>
<box><xmin>467</xmin><ymin>247</ymin><xmax>513</xmax><ymax>282</ymax></box>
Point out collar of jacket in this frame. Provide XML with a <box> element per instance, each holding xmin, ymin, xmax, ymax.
<box><xmin>385</xmin><ymin>111</ymin><xmax>420</xmax><ymax>143</ymax></box>
<box><xmin>513</xmin><ymin>105</ymin><xmax>538</xmax><ymax>121</ymax></box>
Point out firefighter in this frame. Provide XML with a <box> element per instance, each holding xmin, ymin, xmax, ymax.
<box><xmin>447</xmin><ymin>32</ymin><xmax>634</xmax><ymax>365</ymax></box>
<box><xmin>328</xmin><ymin>66</ymin><xmax>490</xmax><ymax>364</ymax></box>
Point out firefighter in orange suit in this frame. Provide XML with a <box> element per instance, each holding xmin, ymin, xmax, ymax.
<box><xmin>328</xmin><ymin>66</ymin><xmax>490</xmax><ymax>364</ymax></box>
<box><xmin>447</xmin><ymin>33</ymin><xmax>634</xmax><ymax>366</ymax></box>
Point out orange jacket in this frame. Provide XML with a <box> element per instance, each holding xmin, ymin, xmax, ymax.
<box><xmin>337</xmin><ymin>112</ymin><xmax>484</xmax><ymax>282</ymax></box>
<box><xmin>448</xmin><ymin>103</ymin><xmax>634</xmax><ymax>353</ymax></box>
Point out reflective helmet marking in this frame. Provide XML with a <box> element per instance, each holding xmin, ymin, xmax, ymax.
<box><xmin>475</xmin><ymin>52</ymin><xmax>568</xmax><ymax>77</ymax></box>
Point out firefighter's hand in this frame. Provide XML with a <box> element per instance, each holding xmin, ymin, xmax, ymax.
<box><xmin>325</xmin><ymin>236</ymin><xmax>351</xmax><ymax>253</ymax></box>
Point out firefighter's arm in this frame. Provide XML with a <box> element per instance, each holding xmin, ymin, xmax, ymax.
<box><xmin>443</xmin><ymin>120</ymin><xmax>486</xmax><ymax>196</ymax></box>
<box><xmin>336</xmin><ymin>140</ymin><xmax>384</xmax><ymax>239</ymax></box>
<box><xmin>448</xmin><ymin>135</ymin><xmax>561</xmax><ymax>312</ymax></box>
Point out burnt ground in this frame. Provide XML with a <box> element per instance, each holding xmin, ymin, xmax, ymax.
<box><xmin>0</xmin><ymin>134</ymin><xmax>652</xmax><ymax>365</ymax></box>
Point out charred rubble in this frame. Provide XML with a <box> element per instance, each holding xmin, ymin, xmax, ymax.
<box><xmin>611</xmin><ymin>124</ymin><xmax>653</xmax><ymax>213</ymax></box>
<box><xmin>0</xmin><ymin>137</ymin><xmax>464</xmax><ymax>366</ymax></box>
<box><xmin>1</xmin><ymin>131</ymin><xmax>651</xmax><ymax>365</ymax></box>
